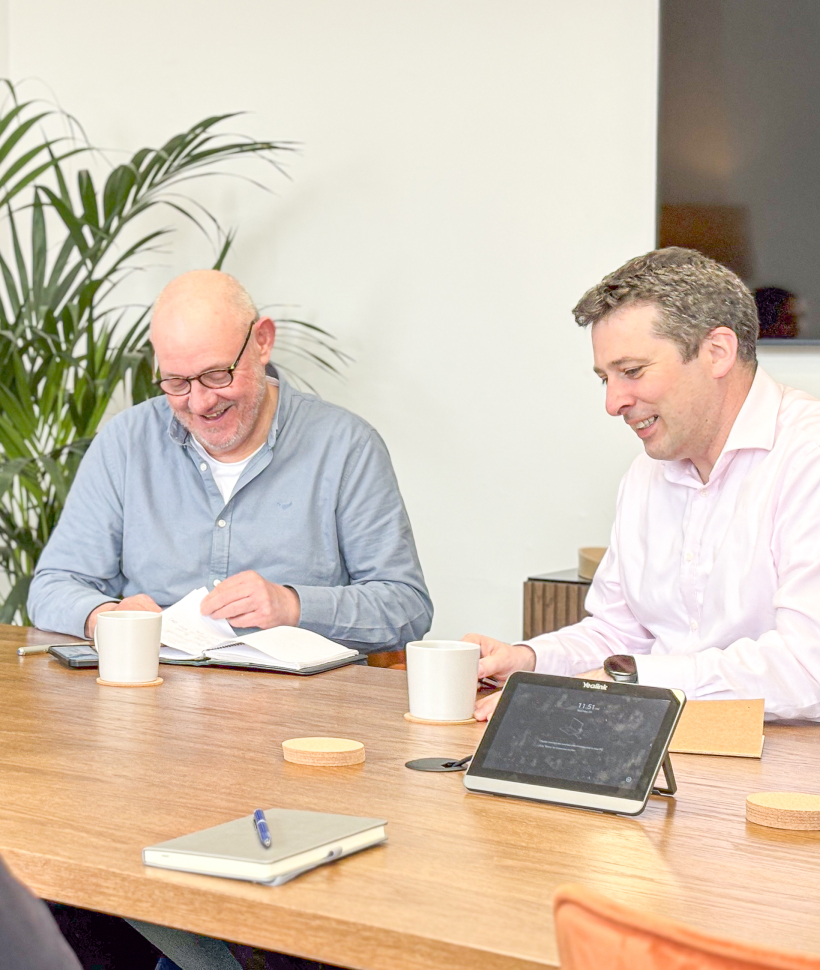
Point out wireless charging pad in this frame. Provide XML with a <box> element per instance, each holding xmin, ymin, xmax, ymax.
<box><xmin>405</xmin><ymin>756</ymin><xmax>472</xmax><ymax>772</ymax></box>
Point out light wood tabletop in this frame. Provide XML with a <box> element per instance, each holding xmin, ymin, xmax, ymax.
<box><xmin>2</xmin><ymin>624</ymin><xmax>820</xmax><ymax>969</ymax></box>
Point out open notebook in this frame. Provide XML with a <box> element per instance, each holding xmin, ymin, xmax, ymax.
<box><xmin>159</xmin><ymin>588</ymin><xmax>361</xmax><ymax>674</ymax></box>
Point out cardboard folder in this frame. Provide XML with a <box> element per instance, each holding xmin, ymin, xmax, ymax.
<box><xmin>669</xmin><ymin>698</ymin><xmax>765</xmax><ymax>758</ymax></box>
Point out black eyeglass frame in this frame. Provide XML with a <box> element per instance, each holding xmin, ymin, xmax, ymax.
<box><xmin>153</xmin><ymin>318</ymin><xmax>258</xmax><ymax>396</ymax></box>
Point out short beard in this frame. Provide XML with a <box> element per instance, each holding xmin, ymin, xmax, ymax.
<box><xmin>183</xmin><ymin>371</ymin><xmax>269</xmax><ymax>456</ymax></box>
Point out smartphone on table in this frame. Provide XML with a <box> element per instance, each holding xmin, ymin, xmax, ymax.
<box><xmin>48</xmin><ymin>645</ymin><xmax>99</xmax><ymax>668</ymax></box>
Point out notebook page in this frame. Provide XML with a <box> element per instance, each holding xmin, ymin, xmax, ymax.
<box><xmin>206</xmin><ymin>642</ymin><xmax>300</xmax><ymax>670</ymax></box>
<box><xmin>161</xmin><ymin>588</ymin><xmax>235</xmax><ymax>658</ymax></box>
<box><xmin>208</xmin><ymin>626</ymin><xmax>356</xmax><ymax>669</ymax></box>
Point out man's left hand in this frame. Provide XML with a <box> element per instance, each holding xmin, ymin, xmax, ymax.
<box><xmin>575</xmin><ymin>668</ymin><xmax>613</xmax><ymax>682</ymax></box>
<box><xmin>200</xmin><ymin>571</ymin><xmax>301</xmax><ymax>629</ymax></box>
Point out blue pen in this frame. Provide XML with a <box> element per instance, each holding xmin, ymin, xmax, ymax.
<box><xmin>253</xmin><ymin>809</ymin><xmax>272</xmax><ymax>848</ymax></box>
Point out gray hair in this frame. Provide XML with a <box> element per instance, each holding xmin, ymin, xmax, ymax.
<box><xmin>572</xmin><ymin>247</ymin><xmax>758</xmax><ymax>365</ymax></box>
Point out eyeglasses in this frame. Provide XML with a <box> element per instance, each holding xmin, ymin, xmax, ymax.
<box><xmin>153</xmin><ymin>319</ymin><xmax>258</xmax><ymax>396</ymax></box>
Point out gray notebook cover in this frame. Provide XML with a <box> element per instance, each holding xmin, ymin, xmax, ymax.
<box><xmin>144</xmin><ymin>809</ymin><xmax>387</xmax><ymax>883</ymax></box>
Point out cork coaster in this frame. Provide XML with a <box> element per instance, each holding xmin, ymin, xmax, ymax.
<box><xmin>96</xmin><ymin>677</ymin><xmax>163</xmax><ymax>687</ymax></box>
<box><xmin>746</xmin><ymin>791</ymin><xmax>820</xmax><ymax>830</ymax></box>
<box><xmin>282</xmin><ymin>737</ymin><xmax>365</xmax><ymax>766</ymax></box>
<box><xmin>404</xmin><ymin>712</ymin><xmax>476</xmax><ymax>725</ymax></box>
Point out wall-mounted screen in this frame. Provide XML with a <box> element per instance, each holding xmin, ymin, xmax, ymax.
<box><xmin>659</xmin><ymin>0</ymin><xmax>820</xmax><ymax>342</ymax></box>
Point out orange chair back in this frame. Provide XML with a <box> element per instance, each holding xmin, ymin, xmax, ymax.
<box><xmin>553</xmin><ymin>884</ymin><xmax>820</xmax><ymax>970</ymax></box>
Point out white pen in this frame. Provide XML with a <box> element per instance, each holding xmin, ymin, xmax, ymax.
<box><xmin>17</xmin><ymin>642</ymin><xmax>91</xmax><ymax>656</ymax></box>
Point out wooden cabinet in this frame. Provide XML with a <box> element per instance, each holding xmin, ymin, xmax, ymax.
<box><xmin>523</xmin><ymin>568</ymin><xmax>590</xmax><ymax>640</ymax></box>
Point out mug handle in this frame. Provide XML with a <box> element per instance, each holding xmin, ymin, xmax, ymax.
<box><xmin>92</xmin><ymin>627</ymin><xmax>99</xmax><ymax>653</ymax></box>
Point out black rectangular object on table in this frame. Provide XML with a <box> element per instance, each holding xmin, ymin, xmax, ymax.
<box><xmin>464</xmin><ymin>672</ymin><xmax>685</xmax><ymax>815</ymax></box>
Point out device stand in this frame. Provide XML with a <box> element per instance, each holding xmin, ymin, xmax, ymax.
<box><xmin>650</xmin><ymin>754</ymin><xmax>677</xmax><ymax>796</ymax></box>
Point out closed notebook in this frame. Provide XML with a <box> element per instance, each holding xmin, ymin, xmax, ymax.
<box><xmin>143</xmin><ymin>809</ymin><xmax>387</xmax><ymax>885</ymax></box>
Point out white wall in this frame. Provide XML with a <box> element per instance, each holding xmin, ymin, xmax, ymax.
<box><xmin>0</xmin><ymin>0</ymin><xmax>7</xmax><ymax>78</ymax></box>
<box><xmin>758</xmin><ymin>346</ymin><xmax>820</xmax><ymax>399</ymax></box>
<box><xmin>8</xmin><ymin>1</ymin><xmax>662</xmax><ymax>642</ymax></box>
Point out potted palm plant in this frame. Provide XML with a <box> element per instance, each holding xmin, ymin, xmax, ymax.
<box><xmin>0</xmin><ymin>80</ymin><xmax>348</xmax><ymax>622</ymax></box>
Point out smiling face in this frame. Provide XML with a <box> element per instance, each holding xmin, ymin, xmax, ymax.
<box><xmin>150</xmin><ymin>271</ymin><xmax>277</xmax><ymax>461</ymax></box>
<box><xmin>591</xmin><ymin>302</ymin><xmax>743</xmax><ymax>476</ymax></box>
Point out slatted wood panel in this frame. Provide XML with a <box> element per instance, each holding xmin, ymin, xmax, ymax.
<box><xmin>523</xmin><ymin>579</ymin><xmax>589</xmax><ymax>640</ymax></box>
<box><xmin>5</xmin><ymin>625</ymin><xmax>820</xmax><ymax>969</ymax></box>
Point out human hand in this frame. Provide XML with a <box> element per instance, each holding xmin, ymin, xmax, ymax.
<box><xmin>575</xmin><ymin>668</ymin><xmax>612</xmax><ymax>682</ymax></box>
<box><xmin>200</xmin><ymin>571</ymin><xmax>301</xmax><ymax>629</ymax></box>
<box><xmin>84</xmin><ymin>594</ymin><xmax>162</xmax><ymax>637</ymax></box>
<box><xmin>462</xmin><ymin>632</ymin><xmax>536</xmax><ymax>683</ymax></box>
<box><xmin>474</xmin><ymin>688</ymin><xmax>504</xmax><ymax>722</ymax></box>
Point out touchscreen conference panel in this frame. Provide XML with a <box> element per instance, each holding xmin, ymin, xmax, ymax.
<box><xmin>465</xmin><ymin>673</ymin><xmax>685</xmax><ymax>815</ymax></box>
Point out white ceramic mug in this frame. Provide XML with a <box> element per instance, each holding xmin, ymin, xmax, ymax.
<box><xmin>405</xmin><ymin>640</ymin><xmax>481</xmax><ymax>721</ymax></box>
<box><xmin>94</xmin><ymin>611</ymin><xmax>162</xmax><ymax>685</ymax></box>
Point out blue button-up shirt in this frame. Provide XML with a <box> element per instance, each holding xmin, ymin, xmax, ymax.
<box><xmin>28</xmin><ymin>376</ymin><xmax>433</xmax><ymax>650</ymax></box>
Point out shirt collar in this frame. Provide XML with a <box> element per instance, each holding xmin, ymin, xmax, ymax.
<box><xmin>662</xmin><ymin>366</ymin><xmax>783</xmax><ymax>487</ymax></box>
<box><xmin>719</xmin><ymin>365</ymin><xmax>781</xmax><ymax>454</ymax></box>
<box><xmin>167</xmin><ymin>365</ymin><xmax>286</xmax><ymax>447</ymax></box>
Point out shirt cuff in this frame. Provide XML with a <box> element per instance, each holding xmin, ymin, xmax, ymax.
<box><xmin>515</xmin><ymin>634</ymin><xmax>571</xmax><ymax>676</ymax></box>
<box><xmin>633</xmin><ymin>652</ymin><xmax>696</xmax><ymax>695</ymax></box>
<box><xmin>289</xmin><ymin>584</ymin><xmax>334</xmax><ymax>637</ymax></box>
<box><xmin>69</xmin><ymin>592</ymin><xmax>118</xmax><ymax>639</ymax></box>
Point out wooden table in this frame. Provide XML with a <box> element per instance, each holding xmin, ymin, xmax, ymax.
<box><xmin>3</xmin><ymin>625</ymin><xmax>820</xmax><ymax>969</ymax></box>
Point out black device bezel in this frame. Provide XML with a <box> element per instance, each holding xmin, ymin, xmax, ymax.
<box><xmin>466</xmin><ymin>671</ymin><xmax>684</xmax><ymax>802</ymax></box>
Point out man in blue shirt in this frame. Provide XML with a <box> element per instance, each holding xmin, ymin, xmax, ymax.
<box><xmin>28</xmin><ymin>270</ymin><xmax>432</xmax><ymax>651</ymax></box>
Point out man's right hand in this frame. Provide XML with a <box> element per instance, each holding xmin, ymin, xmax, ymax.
<box><xmin>84</xmin><ymin>595</ymin><xmax>162</xmax><ymax>638</ymax></box>
<box><xmin>462</xmin><ymin>632</ymin><xmax>536</xmax><ymax>682</ymax></box>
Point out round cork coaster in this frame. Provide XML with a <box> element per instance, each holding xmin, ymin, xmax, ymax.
<box><xmin>282</xmin><ymin>737</ymin><xmax>365</xmax><ymax>766</ymax></box>
<box><xmin>746</xmin><ymin>791</ymin><xmax>820</xmax><ymax>830</ymax></box>
<box><xmin>96</xmin><ymin>677</ymin><xmax>163</xmax><ymax>687</ymax></box>
<box><xmin>404</xmin><ymin>712</ymin><xmax>476</xmax><ymax>725</ymax></box>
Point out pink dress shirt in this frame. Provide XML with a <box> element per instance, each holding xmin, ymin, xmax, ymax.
<box><xmin>526</xmin><ymin>367</ymin><xmax>820</xmax><ymax>720</ymax></box>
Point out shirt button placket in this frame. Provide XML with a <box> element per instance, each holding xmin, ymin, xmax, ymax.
<box><xmin>211</xmin><ymin>510</ymin><xmax>230</xmax><ymax>589</ymax></box>
<box><xmin>681</xmin><ymin>488</ymin><xmax>704</xmax><ymax>618</ymax></box>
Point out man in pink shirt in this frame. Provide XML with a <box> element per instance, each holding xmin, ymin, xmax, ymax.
<box><xmin>470</xmin><ymin>247</ymin><xmax>820</xmax><ymax>721</ymax></box>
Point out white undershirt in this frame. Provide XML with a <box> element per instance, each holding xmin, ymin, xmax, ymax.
<box><xmin>190</xmin><ymin>436</ymin><xmax>266</xmax><ymax>504</ymax></box>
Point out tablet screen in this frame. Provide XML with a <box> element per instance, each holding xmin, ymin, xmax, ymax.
<box><xmin>467</xmin><ymin>673</ymin><xmax>683</xmax><ymax>804</ymax></box>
